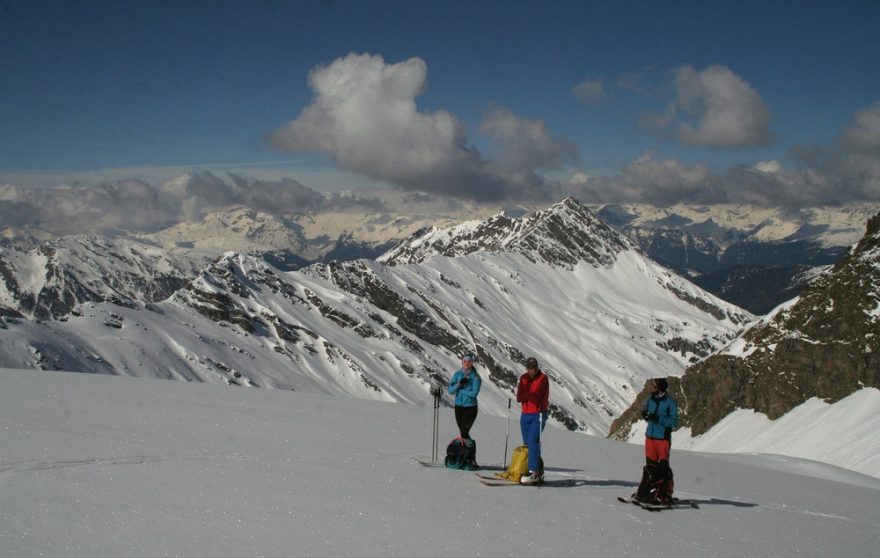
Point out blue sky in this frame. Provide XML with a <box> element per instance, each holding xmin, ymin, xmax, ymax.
<box><xmin>1</xmin><ymin>0</ymin><xmax>879</xmax><ymax>207</ymax></box>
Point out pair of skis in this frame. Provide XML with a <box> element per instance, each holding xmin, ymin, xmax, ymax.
<box><xmin>413</xmin><ymin>460</ymin><xmax>530</xmax><ymax>485</ymax></box>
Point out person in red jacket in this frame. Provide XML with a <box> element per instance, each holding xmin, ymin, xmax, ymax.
<box><xmin>516</xmin><ymin>357</ymin><xmax>549</xmax><ymax>485</ymax></box>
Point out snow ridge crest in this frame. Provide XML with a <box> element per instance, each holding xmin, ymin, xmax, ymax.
<box><xmin>378</xmin><ymin>197</ymin><xmax>631</xmax><ymax>267</ymax></box>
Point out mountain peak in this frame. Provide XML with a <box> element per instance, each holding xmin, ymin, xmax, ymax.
<box><xmin>378</xmin><ymin>197</ymin><xmax>631</xmax><ymax>267</ymax></box>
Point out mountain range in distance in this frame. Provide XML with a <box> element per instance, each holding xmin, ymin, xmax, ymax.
<box><xmin>4</xmin><ymin>176</ymin><xmax>875</xmax><ymax>316</ymax></box>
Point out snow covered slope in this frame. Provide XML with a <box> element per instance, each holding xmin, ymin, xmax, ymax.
<box><xmin>676</xmin><ymin>388</ymin><xmax>880</xmax><ymax>477</ymax></box>
<box><xmin>0</xmin><ymin>234</ymin><xmax>199</xmax><ymax>319</ymax></box>
<box><xmin>0</xmin><ymin>368</ymin><xmax>876</xmax><ymax>558</ymax></box>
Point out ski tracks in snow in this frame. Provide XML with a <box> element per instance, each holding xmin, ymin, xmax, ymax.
<box><xmin>0</xmin><ymin>452</ymin><xmax>253</xmax><ymax>475</ymax></box>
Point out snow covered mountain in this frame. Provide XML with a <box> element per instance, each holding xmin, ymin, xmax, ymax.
<box><xmin>0</xmin><ymin>198</ymin><xmax>750</xmax><ymax>438</ymax></box>
<box><xmin>0</xmin><ymin>207</ymin><xmax>418</xmax><ymax>320</ymax></box>
<box><xmin>0</xmin><ymin>234</ymin><xmax>200</xmax><ymax>320</ymax></box>
<box><xmin>598</xmin><ymin>202</ymin><xmax>880</xmax><ymax>313</ymax></box>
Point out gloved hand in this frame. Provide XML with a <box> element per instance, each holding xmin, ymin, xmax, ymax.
<box><xmin>641</xmin><ymin>409</ymin><xmax>649</xmax><ymax>420</ymax></box>
<box><xmin>645</xmin><ymin>413</ymin><xmax>659</xmax><ymax>421</ymax></box>
<box><xmin>459</xmin><ymin>377</ymin><xmax>469</xmax><ymax>387</ymax></box>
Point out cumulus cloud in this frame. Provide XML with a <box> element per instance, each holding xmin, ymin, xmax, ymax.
<box><xmin>573</xmin><ymin>79</ymin><xmax>604</xmax><ymax>104</ymax></box>
<box><xmin>479</xmin><ymin>105</ymin><xmax>580</xmax><ymax>171</ymax></box>
<box><xmin>267</xmin><ymin>53</ymin><xmax>567</xmax><ymax>202</ymax></box>
<box><xmin>644</xmin><ymin>65</ymin><xmax>774</xmax><ymax>149</ymax></box>
<box><xmin>568</xmin><ymin>152</ymin><xmax>715</xmax><ymax>205</ymax></box>
<box><xmin>841</xmin><ymin>101</ymin><xmax>880</xmax><ymax>156</ymax></box>
<box><xmin>790</xmin><ymin>101</ymin><xmax>880</xmax><ymax>205</ymax></box>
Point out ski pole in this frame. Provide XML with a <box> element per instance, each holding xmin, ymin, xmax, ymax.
<box><xmin>503</xmin><ymin>397</ymin><xmax>511</xmax><ymax>468</ymax></box>
<box><xmin>432</xmin><ymin>386</ymin><xmax>441</xmax><ymax>462</ymax></box>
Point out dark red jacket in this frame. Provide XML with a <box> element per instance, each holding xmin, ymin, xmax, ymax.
<box><xmin>516</xmin><ymin>370</ymin><xmax>549</xmax><ymax>414</ymax></box>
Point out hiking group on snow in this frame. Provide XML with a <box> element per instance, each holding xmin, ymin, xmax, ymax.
<box><xmin>440</xmin><ymin>354</ymin><xmax>680</xmax><ymax>507</ymax></box>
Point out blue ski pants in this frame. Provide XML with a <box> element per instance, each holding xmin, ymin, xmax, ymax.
<box><xmin>520</xmin><ymin>411</ymin><xmax>548</xmax><ymax>472</ymax></box>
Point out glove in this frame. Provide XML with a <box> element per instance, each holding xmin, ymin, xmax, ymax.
<box><xmin>459</xmin><ymin>377</ymin><xmax>469</xmax><ymax>387</ymax></box>
<box><xmin>641</xmin><ymin>409</ymin><xmax>649</xmax><ymax>420</ymax></box>
<box><xmin>646</xmin><ymin>413</ymin><xmax>659</xmax><ymax>422</ymax></box>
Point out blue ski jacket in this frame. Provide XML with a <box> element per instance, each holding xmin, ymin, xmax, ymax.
<box><xmin>448</xmin><ymin>368</ymin><xmax>481</xmax><ymax>408</ymax></box>
<box><xmin>644</xmin><ymin>393</ymin><xmax>678</xmax><ymax>440</ymax></box>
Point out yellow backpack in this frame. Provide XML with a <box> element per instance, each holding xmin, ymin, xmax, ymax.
<box><xmin>496</xmin><ymin>445</ymin><xmax>529</xmax><ymax>482</ymax></box>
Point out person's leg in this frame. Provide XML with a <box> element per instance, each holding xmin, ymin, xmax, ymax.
<box><xmin>658</xmin><ymin>440</ymin><xmax>671</xmax><ymax>462</ymax></box>
<box><xmin>657</xmin><ymin>441</ymin><xmax>673</xmax><ymax>496</ymax></box>
<box><xmin>522</xmin><ymin>413</ymin><xmax>541</xmax><ymax>473</ymax></box>
<box><xmin>458</xmin><ymin>406</ymin><xmax>478</xmax><ymax>439</ymax></box>
<box><xmin>645</xmin><ymin>438</ymin><xmax>664</xmax><ymax>463</ymax></box>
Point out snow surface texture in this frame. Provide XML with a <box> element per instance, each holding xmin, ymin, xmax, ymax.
<box><xmin>675</xmin><ymin>388</ymin><xmax>880</xmax><ymax>478</ymax></box>
<box><xmin>1</xmin><ymin>369</ymin><xmax>877</xmax><ymax>558</ymax></box>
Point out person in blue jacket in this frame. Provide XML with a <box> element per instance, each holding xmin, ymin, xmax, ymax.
<box><xmin>447</xmin><ymin>353</ymin><xmax>482</xmax><ymax>440</ymax></box>
<box><xmin>642</xmin><ymin>377</ymin><xmax>678</xmax><ymax>463</ymax></box>
<box><xmin>637</xmin><ymin>377</ymin><xmax>679</xmax><ymax>502</ymax></box>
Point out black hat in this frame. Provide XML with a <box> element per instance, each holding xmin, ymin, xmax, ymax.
<box><xmin>525</xmin><ymin>357</ymin><xmax>539</xmax><ymax>369</ymax></box>
<box><xmin>654</xmin><ymin>378</ymin><xmax>668</xmax><ymax>391</ymax></box>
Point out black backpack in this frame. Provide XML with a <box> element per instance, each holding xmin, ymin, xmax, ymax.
<box><xmin>444</xmin><ymin>437</ymin><xmax>477</xmax><ymax>470</ymax></box>
<box><xmin>635</xmin><ymin>459</ymin><xmax>674</xmax><ymax>504</ymax></box>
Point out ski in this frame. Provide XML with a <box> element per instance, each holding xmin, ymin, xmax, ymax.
<box><xmin>480</xmin><ymin>479</ymin><xmax>521</xmax><ymax>486</ymax></box>
<box><xmin>412</xmin><ymin>457</ymin><xmax>483</xmax><ymax>471</ymax></box>
<box><xmin>412</xmin><ymin>458</ymin><xmax>445</xmax><ymax>468</ymax></box>
<box><xmin>476</xmin><ymin>473</ymin><xmax>516</xmax><ymax>486</ymax></box>
<box><xmin>476</xmin><ymin>473</ymin><xmax>547</xmax><ymax>486</ymax></box>
<box><xmin>475</xmin><ymin>473</ymin><xmax>505</xmax><ymax>481</ymax></box>
<box><xmin>617</xmin><ymin>496</ymin><xmax>698</xmax><ymax>510</ymax></box>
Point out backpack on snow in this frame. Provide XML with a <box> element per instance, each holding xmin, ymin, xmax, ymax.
<box><xmin>495</xmin><ymin>445</ymin><xmax>544</xmax><ymax>482</ymax></box>
<box><xmin>635</xmin><ymin>459</ymin><xmax>674</xmax><ymax>505</ymax></box>
<box><xmin>496</xmin><ymin>445</ymin><xmax>529</xmax><ymax>481</ymax></box>
<box><xmin>445</xmin><ymin>437</ymin><xmax>478</xmax><ymax>470</ymax></box>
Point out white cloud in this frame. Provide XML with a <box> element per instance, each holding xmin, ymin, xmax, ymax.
<box><xmin>267</xmin><ymin>54</ymin><xmax>487</xmax><ymax>196</ymax></box>
<box><xmin>790</xmin><ymin>100</ymin><xmax>880</xmax><ymax>205</ymax></box>
<box><xmin>568</xmin><ymin>152</ymin><xmax>714</xmax><ymax>205</ymax></box>
<box><xmin>480</xmin><ymin>105</ymin><xmax>579</xmax><ymax>171</ymax></box>
<box><xmin>573</xmin><ymin>78</ymin><xmax>604</xmax><ymax>104</ymax></box>
<box><xmin>842</xmin><ymin>101</ymin><xmax>880</xmax><ymax>156</ymax></box>
<box><xmin>646</xmin><ymin>65</ymin><xmax>774</xmax><ymax>149</ymax></box>
<box><xmin>755</xmin><ymin>160</ymin><xmax>782</xmax><ymax>173</ymax></box>
<box><xmin>268</xmin><ymin>53</ymin><xmax>562</xmax><ymax>202</ymax></box>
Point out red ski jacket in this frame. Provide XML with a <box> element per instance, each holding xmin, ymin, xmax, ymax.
<box><xmin>516</xmin><ymin>370</ymin><xmax>549</xmax><ymax>414</ymax></box>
